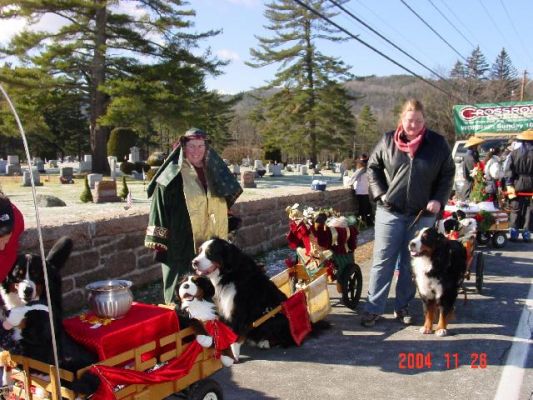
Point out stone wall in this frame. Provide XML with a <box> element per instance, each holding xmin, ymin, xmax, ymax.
<box><xmin>19</xmin><ymin>188</ymin><xmax>355</xmax><ymax>311</ymax></box>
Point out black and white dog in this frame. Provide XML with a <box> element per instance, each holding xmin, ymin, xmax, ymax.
<box><xmin>192</xmin><ymin>238</ymin><xmax>294</xmax><ymax>360</ymax></box>
<box><xmin>0</xmin><ymin>237</ymin><xmax>98</xmax><ymax>393</ymax></box>
<box><xmin>409</xmin><ymin>227</ymin><xmax>467</xmax><ymax>337</ymax></box>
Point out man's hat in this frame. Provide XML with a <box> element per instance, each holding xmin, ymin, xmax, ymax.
<box><xmin>0</xmin><ymin>199</ymin><xmax>14</xmax><ymax>236</ymax></box>
<box><xmin>179</xmin><ymin>128</ymin><xmax>209</xmax><ymax>144</ymax></box>
<box><xmin>516</xmin><ymin>129</ymin><xmax>533</xmax><ymax>141</ymax></box>
<box><xmin>464</xmin><ymin>136</ymin><xmax>485</xmax><ymax>148</ymax></box>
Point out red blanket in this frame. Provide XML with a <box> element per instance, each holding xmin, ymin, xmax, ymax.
<box><xmin>282</xmin><ymin>291</ymin><xmax>312</xmax><ymax>346</ymax></box>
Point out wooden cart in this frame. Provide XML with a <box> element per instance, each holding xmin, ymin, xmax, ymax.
<box><xmin>6</xmin><ymin>325</ymin><xmax>223</xmax><ymax>400</ymax></box>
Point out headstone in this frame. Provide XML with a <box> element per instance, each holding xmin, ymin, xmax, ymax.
<box><xmin>36</xmin><ymin>194</ymin><xmax>66</xmax><ymax>207</ymax></box>
<box><xmin>35</xmin><ymin>160</ymin><xmax>45</xmax><ymax>173</ymax></box>
<box><xmin>87</xmin><ymin>173</ymin><xmax>103</xmax><ymax>189</ymax></box>
<box><xmin>6</xmin><ymin>164</ymin><xmax>22</xmax><ymax>176</ymax></box>
<box><xmin>79</xmin><ymin>161</ymin><xmax>91</xmax><ymax>173</ymax></box>
<box><xmin>22</xmin><ymin>169</ymin><xmax>41</xmax><ymax>186</ymax></box>
<box><xmin>7</xmin><ymin>155</ymin><xmax>19</xmax><ymax>165</ymax></box>
<box><xmin>232</xmin><ymin>164</ymin><xmax>240</xmax><ymax>176</ymax></box>
<box><xmin>241</xmin><ymin>170</ymin><xmax>256</xmax><ymax>188</ymax></box>
<box><xmin>59</xmin><ymin>167</ymin><xmax>74</xmax><ymax>184</ymax></box>
<box><xmin>48</xmin><ymin>160</ymin><xmax>58</xmax><ymax>168</ymax></box>
<box><xmin>93</xmin><ymin>180</ymin><xmax>121</xmax><ymax>203</ymax></box>
<box><xmin>0</xmin><ymin>160</ymin><xmax>6</xmax><ymax>174</ymax></box>
<box><xmin>271</xmin><ymin>164</ymin><xmax>283</xmax><ymax>177</ymax></box>
<box><xmin>254</xmin><ymin>160</ymin><xmax>264</xmax><ymax>170</ymax></box>
<box><xmin>300</xmin><ymin>165</ymin><xmax>308</xmax><ymax>175</ymax></box>
<box><xmin>84</xmin><ymin>154</ymin><xmax>92</xmax><ymax>163</ymax></box>
<box><xmin>131</xmin><ymin>170</ymin><xmax>143</xmax><ymax>180</ymax></box>
<box><xmin>109</xmin><ymin>157</ymin><xmax>117</xmax><ymax>180</ymax></box>
<box><xmin>129</xmin><ymin>146</ymin><xmax>140</xmax><ymax>163</ymax></box>
<box><xmin>266</xmin><ymin>162</ymin><xmax>273</xmax><ymax>173</ymax></box>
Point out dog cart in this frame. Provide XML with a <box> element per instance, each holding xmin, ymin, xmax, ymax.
<box><xmin>5</xmin><ymin>303</ymin><xmax>225</xmax><ymax>400</ymax></box>
<box><xmin>286</xmin><ymin>206</ymin><xmax>363</xmax><ymax>310</ymax></box>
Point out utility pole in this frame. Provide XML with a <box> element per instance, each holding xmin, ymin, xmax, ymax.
<box><xmin>520</xmin><ymin>69</ymin><xmax>528</xmax><ymax>101</ymax></box>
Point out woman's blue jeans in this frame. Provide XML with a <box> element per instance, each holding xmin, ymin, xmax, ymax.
<box><xmin>364</xmin><ymin>205</ymin><xmax>436</xmax><ymax>315</ymax></box>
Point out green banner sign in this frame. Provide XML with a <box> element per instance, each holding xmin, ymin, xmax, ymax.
<box><xmin>453</xmin><ymin>101</ymin><xmax>533</xmax><ymax>136</ymax></box>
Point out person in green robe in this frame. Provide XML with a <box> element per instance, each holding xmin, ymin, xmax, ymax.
<box><xmin>145</xmin><ymin>128</ymin><xmax>243</xmax><ymax>304</ymax></box>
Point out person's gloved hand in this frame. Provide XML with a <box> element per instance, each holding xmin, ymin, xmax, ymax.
<box><xmin>507</xmin><ymin>186</ymin><xmax>517</xmax><ymax>199</ymax></box>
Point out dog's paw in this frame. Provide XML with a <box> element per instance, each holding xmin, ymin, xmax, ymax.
<box><xmin>257</xmin><ymin>340</ymin><xmax>271</xmax><ymax>349</ymax></box>
<box><xmin>435</xmin><ymin>328</ymin><xmax>448</xmax><ymax>337</ymax></box>
<box><xmin>220</xmin><ymin>355</ymin><xmax>234</xmax><ymax>367</ymax></box>
<box><xmin>196</xmin><ymin>335</ymin><xmax>213</xmax><ymax>348</ymax></box>
<box><xmin>230</xmin><ymin>342</ymin><xmax>241</xmax><ymax>362</ymax></box>
<box><xmin>419</xmin><ymin>326</ymin><xmax>432</xmax><ymax>334</ymax></box>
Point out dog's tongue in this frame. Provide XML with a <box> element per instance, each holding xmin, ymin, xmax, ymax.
<box><xmin>410</xmin><ymin>250</ymin><xmax>419</xmax><ymax>257</ymax></box>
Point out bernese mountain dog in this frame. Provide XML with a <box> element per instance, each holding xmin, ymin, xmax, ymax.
<box><xmin>409</xmin><ymin>227</ymin><xmax>467</xmax><ymax>337</ymax></box>
<box><xmin>0</xmin><ymin>237</ymin><xmax>99</xmax><ymax>394</ymax></box>
<box><xmin>192</xmin><ymin>237</ymin><xmax>294</xmax><ymax>361</ymax></box>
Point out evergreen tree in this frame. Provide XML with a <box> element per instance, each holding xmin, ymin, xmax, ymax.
<box><xmin>0</xmin><ymin>1</ymin><xmax>227</xmax><ymax>173</ymax></box>
<box><xmin>247</xmin><ymin>0</ymin><xmax>355</xmax><ymax>163</ymax></box>
<box><xmin>356</xmin><ymin>105</ymin><xmax>379</xmax><ymax>155</ymax></box>
<box><xmin>450</xmin><ymin>61</ymin><xmax>466</xmax><ymax>79</ymax></box>
<box><xmin>80</xmin><ymin>176</ymin><xmax>93</xmax><ymax>203</ymax></box>
<box><xmin>119</xmin><ymin>176</ymin><xmax>129</xmax><ymax>200</ymax></box>
<box><xmin>488</xmin><ymin>48</ymin><xmax>519</xmax><ymax>101</ymax></box>
<box><xmin>465</xmin><ymin>46</ymin><xmax>489</xmax><ymax>102</ymax></box>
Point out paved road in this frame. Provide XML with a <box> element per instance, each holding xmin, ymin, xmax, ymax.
<box><xmin>210</xmin><ymin>239</ymin><xmax>533</xmax><ymax>400</ymax></box>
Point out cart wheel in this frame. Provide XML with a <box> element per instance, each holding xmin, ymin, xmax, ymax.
<box><xmin>475</xmin><ymin>252</ymin><xmax>484</xmax><ymax>294</ymax></box>
<box><xmin>187</xmin><ymin>378</ymin><xmax>223</xmax><ymax>400</ymax></box>
<box><xmin>476</xmin><ymin>232</ymin><xmax>490</xmax><ymax>245</ymax></box>
<box><xmin>341</xmin><ymin>263</ymin><xmax>363</xmax><ymax>309</ymax></box>
<box><xmin>491</xmin><ymin>232</ymin><xmax>507</xmax><ymax>248</ymax></box>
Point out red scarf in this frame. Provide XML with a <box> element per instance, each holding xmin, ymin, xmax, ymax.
<box><xmin>393</xmin><ymin>124</ymin><xmax>426</xmax><ymax>158</ymax></box>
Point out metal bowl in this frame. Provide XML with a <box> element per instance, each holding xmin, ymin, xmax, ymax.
<box><xmin>86</xmin><ymin>280</ymin><xmax>133</xmax><ymax>319</ymax></box>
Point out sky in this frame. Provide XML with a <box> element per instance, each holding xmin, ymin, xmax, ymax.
<box><xmin>1</xmin><ymin>0</ymin><xmax>532</xmax><ymax>95</ymax></box>
<box><xmin>193</xmin><ymin>0</ymin><xmax>533</xmax><ymax>94</ymax></box>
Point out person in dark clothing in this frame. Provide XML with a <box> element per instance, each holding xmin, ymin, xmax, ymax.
<box><xmin>505</xmin><ymin>129</ymin><xmax>533</xmax><ymax>242</ymax></box>
<box><xmin>460</xmin><ymin>136</ymin><xmax>485</xmax><ymax>200</ymax></box>
<box><xmin>361</xmin><ymin>99</ymin><xmax>455</xmax><ymax>328</ymax></box>
<box><xmin>347</xmin><ymin>155</ymin><xmax>373</xmax><ymax>227</ymax></box>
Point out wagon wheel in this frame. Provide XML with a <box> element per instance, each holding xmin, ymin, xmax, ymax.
<box><xmin>341</xmin><ymin>263</ymin><xmax>363</xmax><ymax>309</ymax></box>
<box><xmin>474</xmin><ymin>252</ymin><xmax>484</xmax><ymax>294</ymax></box>
<box><xmin>491</xmin><ymin>232</ymin><xmax>507</xmax><ymax>248</ymax></box>
<box><xmin>476</xmin><ymin>232</ymin><xmax>490</xmax><ymax>245</ymax></box>
<box><xmin>187</xmin><ymin>378</ymin><xmax>224</xmax><ymax>400</ymax></box>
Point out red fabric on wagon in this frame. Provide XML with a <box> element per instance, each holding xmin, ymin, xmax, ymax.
<box><xmin>281</xmin><ymin>291</ymin><xmax>312</xmax><ymax>346</ymax></box>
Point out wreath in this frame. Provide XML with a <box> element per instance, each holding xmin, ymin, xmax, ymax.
<box><xmin>474</xmin><ymin>210</ymin><xmax>495</xmax><ymax>232</ymax></box>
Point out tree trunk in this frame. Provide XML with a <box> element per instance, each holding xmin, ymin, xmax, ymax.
<box><xmin>89</xmin><ymin>0</ymin><xmax>109</xmax><ymax>174</ymax></box>
<box><xmin>304</xmin><ymin>20</ymin><xmax>317</xmax><ymax>164</ymax></box>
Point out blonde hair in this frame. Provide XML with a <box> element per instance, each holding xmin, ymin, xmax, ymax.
<box><xmin>398</xmin><ymin>99</ymin><xmax>425</xmax><ymax>124</ymax></box>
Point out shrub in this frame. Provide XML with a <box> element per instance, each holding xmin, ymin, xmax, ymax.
<box><xmin>79</xmin><ymin>176</ymin><xmax>93</xmax><ymax>203</ymax></box>
<box><xmin>120</xmin><ymin>161</ymin><xmax>135</xmax><ymax>175</ymax></box>
<box><xmin>146</xmin><ymin>152</ymin><xmax>165</xmax><ymax>167</ymax></box>
<box><xmin>119</xmin><ymin>176</ymin><xmax>129</xmax><ymax>200</ymax></box>
<box><xmin>107</xmin><ymin>127</ymin><xmax>138</xmax><ymax>161</ymax></box>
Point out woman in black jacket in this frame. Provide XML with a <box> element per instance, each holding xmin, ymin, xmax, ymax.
<box><xmin>361</xmin><ymin>99</ymin><xmax>455</xmax><ymax>328</ymax></box>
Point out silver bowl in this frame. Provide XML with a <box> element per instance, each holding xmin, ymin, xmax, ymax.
<box><xmin>86</xmin><ymin>280</ymin><xmax>133</xmax><ymax>319</ymax></box>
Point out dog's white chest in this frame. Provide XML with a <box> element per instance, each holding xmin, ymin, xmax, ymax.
<box><xmin>213</xmin><ymin>280</ymin><xmax>236</xmax><ymax>322</ymax></box>
<box><xmin>412</xmin><ymin>256</ymin><xmax>443</xmax><ymax>300</ymax></box>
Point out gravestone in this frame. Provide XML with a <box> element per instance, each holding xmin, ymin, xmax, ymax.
<box><xmin>129</xmin><ymin>146</ymin><xmax>140</xmax><ymax>163</ymax></box>
<box><xmin>59</xmin><ymin>167</ymin><xmax>74</xmax><ymax>184</ymax></box>
<box><xmin>88</xmin><ymin>173</ymin><xmax>103</xmax><ymax>189</ymax></box>
<box><xmin>271</xmin><ymin>164</ymin><xmax>283</xmax><ymax>177</ymax></box>
<box><xmin>109</xmin><ymin>157</ymin><xmax>117</xmax><ymax>180</ymax></box>
<box><xmin>232</xmin><ymin>164</ymin><xmax>240</xmax><ymax>176</ymax></box>
<box><xmin>48</xmin><ymin>160</ymin><xmax>58</xmax><ymax>168</ymax></box>
<box><xmin>35</xmin><ymin>160</ymin><xmax>45</xmax><ymax>173</ymax></box>
<box><xmin>7</xmin><ymin>155</ymin><xmax>19</xmax><ymax>165</ymax></box>
<box><xmin>0</xmin><ymin>160</ymin><xmax>6</xmax><ymax>174</ymax></box>
<box><xmin>300</xmin><ymin>165</ymin><xmax>308</xmax><ymax>175</ymax></box>
<box><xmin>131</xmin><ymin>170</ymin><xmax>143</xmax><ymax>180</ymax></box>
<box><xmin>22</xmin><ymin>169</ymin><xmax>41</xmax><ymax>186</ymax></box>
<box><xmin>6</xmin><ymin>164</ymin><xmax>21</xmax><ymax>176</ymax></box>
<box><xmin>254</xmin><ymin>160</ymin><xmax>264</xmax><ymax>170</ymax></box>
<box><xmin>79</xmin><ymin>154</ymin><xmax>92</xmax><ymax>172</ymax></box>
<box><xmin>241</xmin><ymin>170</ymin><xmax>256</xmax><ymax>188</ymax></box>
<box><xmin>36</xmin><ymin>194</ymin><xmax>66</xmax><ymax>207</ymax></box>
<box><xmin>94</xmin><ymin>180</ymin><xmax>121</xmax><ymax>203</ymax></box>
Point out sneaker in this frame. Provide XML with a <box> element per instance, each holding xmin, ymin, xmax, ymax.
<box><xmin>361</xmin><ymin>312</ymin><xmax>380</xmax><ymax>327</ymax></box>
<box><xmin>522</xmin><ymin>230</ymin><xmax>530</xmax><ymax>243</ymax></box>
<box><xmin>510</xmin><ymin>228</ymin><xmax>519</xmax><ymax>242</ymax></box>
<box><xmin>394</xmin><ymin>308</ymin><xmax>413</xmax><ymax>325</ymax></box>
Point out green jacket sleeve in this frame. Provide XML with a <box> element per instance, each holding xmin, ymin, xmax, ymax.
<box><xmin>145</xmin><ymin>183</ymin><xmax>169</xmax><ymax>251</ymax></box>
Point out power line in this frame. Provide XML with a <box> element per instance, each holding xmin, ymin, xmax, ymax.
<box><xmin>426</xmin><ymin>0</ymin><xmax>476</xmax><ymax>49</ymax></box>
<box><xmin>290</xmin><ymin>0</ymin><xmax>463</xmax><ymax>102</ymax></box>
<box><xmin>400</xmin><ymin>0</ymin><xmax>467</xmax><ymax>62</ymax></box>
<box><xmin>329</xmin><ymin>0</ymin><xmax>449</xmax><ymax>82</ymax></box>
<box><xmin>497</xmin><ymin>0</ymin><xmax>533</xmax><ymax>66</ymax></box>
